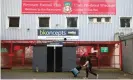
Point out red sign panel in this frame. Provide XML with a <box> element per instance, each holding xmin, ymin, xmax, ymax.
<box><xmin>22</xmin><ymin>0</ymin><xmax>116</xmax><ymax>15</ymax></box>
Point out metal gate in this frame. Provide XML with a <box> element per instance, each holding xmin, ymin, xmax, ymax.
<box><xmin>1</xmin><ymin>40</ymin><xmax>121</xmax><ymax>69</ymax></box>
<box><xmin>32</xmin><ymin>46</ymin><xmax>47</xmax><ymax>72</ymax></box>
<box><xmin>62</xmin><ymin>47</ymin><xmax>77</xmax><ymax>71</ymax></box>
<box><xmin>122</xmin><ymin>39</ymin><xmax>133</xmax><ymax>74</ymax></box>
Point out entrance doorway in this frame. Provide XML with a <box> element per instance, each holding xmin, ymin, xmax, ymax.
<box><xmin>55</xmin><ymin>47</ymin><xmax>62</xmax><ymax>72</ymax></box>
<box><xmin>47</xmin><ymin>45</ymin><xmax>63</xmax><ymax>72</ymax></box>
<box><xmin>47</xmin><ymin>47</ymin><xmax>54</xmax><ymax>72</ymax></box>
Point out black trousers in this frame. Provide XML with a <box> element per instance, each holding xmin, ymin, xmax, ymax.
<box><xmin>86</xmin><ymin>66</ymin><xmax>97</xmax><ymax>77</ymax></box>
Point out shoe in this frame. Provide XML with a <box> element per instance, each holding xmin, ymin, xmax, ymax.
<box><xmin>83</xmin><ymin>77</ymin><xmax>88</xmax><ymax>79</ymax></box>
<box><xmin>96</xmin><ymin>74</ymin><xmax>99</xmax><ymax>79</ymax></box>
<box><xmin>74</xmin><ymin>75</ymin><xmax>77</xmax><ymax>77</ymax></box>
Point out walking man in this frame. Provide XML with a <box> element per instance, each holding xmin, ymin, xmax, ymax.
<box><xmin>83</xmin><ymin>56</ymin><xmax>99</xmax><ymax>79</ymax></box>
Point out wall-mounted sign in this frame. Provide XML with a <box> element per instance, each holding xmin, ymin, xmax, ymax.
<box><xmin>100</xmin><ymin>47</ymin><xmax>109</xmax><ymax>53</ymax></box>
<box><xmin>22</xmin><ymin>0</ymin><xmax>116</xmax><ymax>15</ymax></box>
<box><xmin>38</xmin><ymin>29</ymin><xmax>79</xmax><ymax>40</ymax></box>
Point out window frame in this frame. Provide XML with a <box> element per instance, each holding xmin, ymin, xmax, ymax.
<box><xmin>97</xmin><ymin>17</ymin><xmax>102</xmax><ymax>23</ymax></box>
<box><xmin>6</xmin><ymin>15</ymin><xmax>21</xmax><ymax>29</ymax></box>
<box><xmin>88</xmin><ymin>16</ymin><xmax>112</xmax><ymax>24</ymax></box>
<box><xmin>119</xmin><ymin>16</ymin><xmax>132</xmax><ymax>28</ymax></box>
<box><xmin>105</xmin><ymin>17</ymin><xmax>111</xmax><ymax>23</ymax></box>
<box><xmin>37</xmin><ymin>15</ymin><xmax>51</xmax><ymax>29</ymax></box>
<box><xmin>65</xmin><ymin>15</ymin><xmax>79</xmax><ymax>29</ymax></box>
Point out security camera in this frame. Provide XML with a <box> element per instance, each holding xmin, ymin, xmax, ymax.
<box><xmin>64</xmin><ymin>38</ymin><xmax>67</xmax><ymax>41</ymax></box>
<box><xmin>27</xmin><ymin>28</ymin><xmax>30</xmax><ymax>30</ymax></box>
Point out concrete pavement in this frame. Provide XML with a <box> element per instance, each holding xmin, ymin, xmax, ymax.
<box><xmin>1</xmin><ymin>69</ymin><xmax>133</xmax><ymax>79</ymax></box>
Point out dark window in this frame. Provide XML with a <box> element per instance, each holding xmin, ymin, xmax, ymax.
<box><xmin>89</xmin><ymin>17</ymin><xmax>93</xmax><ymax>22</ymax></box>
<box><xmin>97</xmin><ymin>17</ymin><xmax>102</xmax><ymax>22</ymax></box>
<box><xmin>9</xmin><ymin>17</ymin><xmax>20</xmax><ymax>27</ymax></box>
<box><xmin>39</xmin><ymin>17</ymin><xmax>50</xmax><ymax>27</ymax></box>
<box><xmin>67</xmin><ymin>17</ymin><xmax>77</xmax><ymax>27</ymax></box>
<box><xmin>120</xmin><ymin>18</ymin><xmax>131</xmax><ymax>28</ymax></box>
<box><xmin>105</xmin><ymin>17</ymin><xmax>110</xmax><ymax>22</ymax></box>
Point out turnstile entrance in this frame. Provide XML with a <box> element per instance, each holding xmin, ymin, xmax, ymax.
<box><xmin>47</xmin><ymin>45</ymin><xmax>63</xmax><ymax>72</ymax></box>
